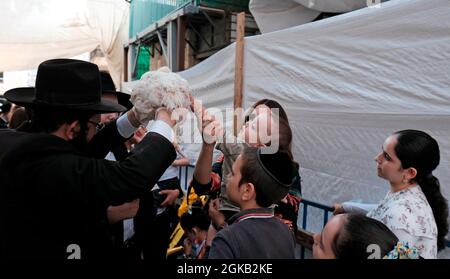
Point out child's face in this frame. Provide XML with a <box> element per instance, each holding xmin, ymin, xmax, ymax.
<box><xmin>243</xmin><ymin>105</ymin><xmax>274</xmax><ymax>146</ymax></box>
<box><xmin>186</xmin><ymin>228</ymin><xmax>202</xmax><ymax>244</ymax></box>
<box><xmin>312</xmin><ymin>214</ymin><xmax>347</xmax><ymax>259</ymax></box>
<box><xmin>226</xmin><ymin>155</ymin><xmax>245</xmax><ymax>205</ymax></box>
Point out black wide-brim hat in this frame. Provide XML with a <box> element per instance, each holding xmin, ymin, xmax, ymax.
<box><xmin>100</xmin><ymin>71</ymin><xmax>133</xmax><ymax>111</ymax></box>
<box><xmin>4</xmin><ymin>59</ymin><xmax>126</xmax><ymax>113</ymax></box>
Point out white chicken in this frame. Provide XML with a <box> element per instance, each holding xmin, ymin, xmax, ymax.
<box><xmin>130</xmin><ymin>66</ymin><xmax>191</xmax><ymax>124</ymax></box>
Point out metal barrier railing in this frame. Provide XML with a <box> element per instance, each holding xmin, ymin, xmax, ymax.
<box><xmin>299</xmin><ymin>198</ymin><xmax>334</xmax><ymax>259</ymax></box>
<box><xmin>298</xmin><ymin>199</ymin><xmax>450</xmax><ymax>256</ymax></box>
<box><xmin>177</xmin><ymin>164</ymin><xmax>334</xmax><ymax>258</ymax></box>
<box><xmin>179</xmin><ymin>164</ymin><xmax>195</xmax><ymax>192</ymax></box>
<box><xmin>177</xmin><ymin>165</ymin><xmax>450</xmax><ymax>255</ymax></box>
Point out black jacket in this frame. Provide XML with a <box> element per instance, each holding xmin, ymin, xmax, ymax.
<box><xmin>0</xmin><ymin>123</ymin><xmax>175</xmax><ymax>259</ymax></box>
<box><xmin>0</xmin><ymin>118</ymin><xmax>7</xmax><ymax>129</ymax></box>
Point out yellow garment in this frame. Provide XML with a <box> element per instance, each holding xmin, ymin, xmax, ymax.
<box><xmin>167</xmin><ymin>187</ymin><xmax>208</xmax><ymax>255</ymax></box>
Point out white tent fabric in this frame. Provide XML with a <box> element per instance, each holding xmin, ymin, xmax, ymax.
<box><xmin>175</xmin><ymin>0</ymin><xmax>450</xmax><ymax>242</ymax></box>
<box><xmin>249</xmin><ymin>0</ymin><xmax>376</xmax><ymax>33</ymax></box>
<box><xmin>0</xmin><ymin>0</ymin><xmax>129</xmax><ymax>87</ymax></box>
<box><xmin>249</xmin><ymin>0</ymin><xmax>321</xmax><ymax>34</ymax></box>
<box><xmin>295</xmin><ymin>0</ymin><xmax>378</xmax><ymax>12</ymax></box>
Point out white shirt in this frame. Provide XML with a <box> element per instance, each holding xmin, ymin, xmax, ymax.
<box><xmin>367</xmin><ymin>185</ymin><xmax>438</xmax><ymax>259</ymax></box>
<box><xmin>117</xmin><ymin>112</ymin><xmax>174</xmax><ymax>142</ymax></box>
<box><xmin>159</xmin><ymin>146</ymin><xmax>189</xmax><ymax>181</ymax></box>
<box><xmin>111</xmin><ymin>113</ymin><xmax>175</xmax><ymax>241</ymax></box>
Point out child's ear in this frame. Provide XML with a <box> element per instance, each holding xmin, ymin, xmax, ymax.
<box><xmin>241</xmin><ymin>183</ymin><xmax>256</xmax><ymax>201</ymax></box>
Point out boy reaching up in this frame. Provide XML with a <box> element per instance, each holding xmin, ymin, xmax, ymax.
<box><xmin>208</xmin><ymin>147</ymin><xmax>297</xmax><ymax>259</ymax></box>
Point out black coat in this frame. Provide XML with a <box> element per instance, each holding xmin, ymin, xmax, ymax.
<box><xmin>0</xmin><ymin>118</ymin><xmax>7</xmax><ymax>129</ymax></box>
<box><xmin>0</xmin><ymin>122</ymin><xmax>175</xmax><ymax>259</ymax></box>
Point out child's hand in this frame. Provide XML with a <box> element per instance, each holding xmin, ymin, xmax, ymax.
<box><xmin>202</xmin><ymin>113</ymin><xmax>223</xmax><ymax>146</ymax></box>
<box><xmin>160</xmin><ymin>189</ymin><xmax>180</xmax><ymax>206</ymax></box>
<box><xmin>208</xmin><ymin>198</ymin><xmax>226</xmax><ymax>228</ymax></box>
<box><xmin>333</xmin><ymin>203</ymin><xmax>345</xmax><ymax>215</ymax></box>
<box><xmin>183</xmin><ymin>238</ymin><xmax>193</xmax><ymax>256</ymax></box>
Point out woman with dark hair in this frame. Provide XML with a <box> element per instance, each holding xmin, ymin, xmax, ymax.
<box><xmin>313</xmin><ymin>214</ymin><xmax>419</xmax><ymax>259</ymax></box>
<box><xmin>335</xmin><ymin>130</ymin><xmax>448</xmax><ymax>258</ymax></box>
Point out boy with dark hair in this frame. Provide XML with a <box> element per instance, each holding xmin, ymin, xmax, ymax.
<box><xmin>180</xmin><ymin>201</ymin><xmax>211</xmax><ymax>259</ymax></box>
<box><xmin>208</xmin><ymin>147</ymin><xmax>297</xmax><ymax>259</ymax></box>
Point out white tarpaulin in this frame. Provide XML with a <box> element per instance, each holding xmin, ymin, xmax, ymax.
<box><xmin>0</xmin><ymin>0</ymin><xmax>129</xmax><ymax>87</ymax></box>
<box><xmin>175</xmin><ymin>0</ymin><xmax>450</xmax><ymax>248</ymax></box>
<box><xmin>249</xmin><ymin>0</ymin><xmax>378</xmax><ymax>33</ymax></box>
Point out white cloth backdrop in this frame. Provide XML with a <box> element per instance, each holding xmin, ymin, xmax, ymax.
<box><xmin>249</xmin><ymin>0</ymin><xmax>372</xmax><ymax>33</ymax></box>
<box><xmin>0</xmin><ymin>0</ymin><xmax>129</xmax><ymax>87</ymax></box>
<box><xmin>175</xmin><ymin>0</ymin><xmax>450</xmax><ymax>252</ymax></box>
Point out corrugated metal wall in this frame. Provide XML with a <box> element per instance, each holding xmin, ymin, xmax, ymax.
<box><xmin>129</xmin><ymin>0</ymin><xmax>249</xmax><ymax>38</ymax></box>
<box><xmin>129</xmin><ymin>0</ymin><xmax>192</xmax><ymax>38</ymax></box>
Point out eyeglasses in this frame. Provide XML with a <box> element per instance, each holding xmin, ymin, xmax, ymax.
<box><xmin>88</xmin><ymin>120</ymin><xmax>105</xmax><ymax>132</ymax></box>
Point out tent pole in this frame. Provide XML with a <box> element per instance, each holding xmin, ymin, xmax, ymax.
<box><xmin>233</xmin><ymin>12</ymin><xmax>245</xmax><ymax>137</ymax></box>
<box><xmin>177</xmin><ymin>16</ymin><xmax>187</xmax><ymax>71</ymax></box>
<box><xmin>123</xmin><ymin>46</ymin><xmax>129</xmax><ymax>82</ymax></box>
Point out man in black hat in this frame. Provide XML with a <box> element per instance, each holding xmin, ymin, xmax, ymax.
<box><xmin>0</xmin><ymin>59</ymin><xmax>178</xmax><ymax>259</ymax></box>
<box><xmin>0</xmin><ymin>96</ymin><xmax>12</xmax><ymax>129</ymax></box>
<box><xmin>97</xmin><ymin>71</ymin><xmax>146</xmax><ymax>258</ymax></box>
<box><xmin>101</xmin><ymin>71</ymin><xmax>133</xmax><ymax>110</ymax></box>
<box><xmin>99</xmin><ymin>71</ymin><xmax>134</xmax><ymax>162</ymax></box>
<box><xmin>100</xmin><ymin>71</ymin><xmax>133</xmax><ymax>126</ymax></box>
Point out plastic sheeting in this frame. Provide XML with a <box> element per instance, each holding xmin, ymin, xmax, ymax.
<box><xmin>176</xmin><ymin>0</ymin><xmax>450</xmax><ymax>241</ymax></box>
<box><xmin>0</xmin><ymin>0</ymin><xmax>129</xmax><ymax>88</ymax></box>
<box><xmin>249</xmin><ymin>0</ymin><xmax>374</xmax><ymax>33</ymax></box>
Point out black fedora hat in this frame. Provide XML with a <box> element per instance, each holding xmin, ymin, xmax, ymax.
<box><xmin>0</xmin><ymin>97</ymin><xmax>12</xmax><ymax>114</ymax></box>
<box><xmin>4</xmin><ymin>59</ymin><xmax>126</xmax><ymax>113</ymax></box>
<box><xmin>100</xmin><ymin>71</ymin><xmax>133</xmax><ymax>111</ymax></box>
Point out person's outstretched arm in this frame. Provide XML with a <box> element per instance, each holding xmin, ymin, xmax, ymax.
<box><xmin>334</xmin><ymin>202</ymin><xmax>377</xmax><ymax>215</ymax></box>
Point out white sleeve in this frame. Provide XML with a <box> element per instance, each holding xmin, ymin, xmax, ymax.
<box><xmin>116</xmin><ymin>113</ymin><xmax>138</xmax><ymax>138</ymax></box>
<box><xmin>342</xmin><ymin>202</ymin><xmax>377</xmax><ymax>215</ymax></box>
<box><xmin>104</xmin><ymin>151</ymin><xmax>117</xmax><ymax>161</ymax></box>
<box><xmin>148</xmin><ymin>120</ymin><xmax>175</xmax><ymax>143</ymax></box>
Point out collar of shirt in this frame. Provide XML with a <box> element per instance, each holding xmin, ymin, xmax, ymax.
<box><xmin>228</xmin><ymin>207</ymin><xmax>275</xmax><ymax>225</ymax></box>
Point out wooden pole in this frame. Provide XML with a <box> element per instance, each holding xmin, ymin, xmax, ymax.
<box><xmin>177</xmin><ymin>16</ymin><xmax>186</xmax><ymax>71</ymax></box>
<box><xmin>233</xmin><ymin>12</ymin><xmax>245</xmax><ymax>136</ymax></box>
<box><xmin>123</xmin><ymin>46</ymin><xmax>129</xmax><ymax>82</ymax></box>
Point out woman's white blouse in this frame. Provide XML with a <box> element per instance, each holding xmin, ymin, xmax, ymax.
<box><xmin>367</xmin><ymin>185</ymin><xmax>438</xmax><ymax>259</ymax></box>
